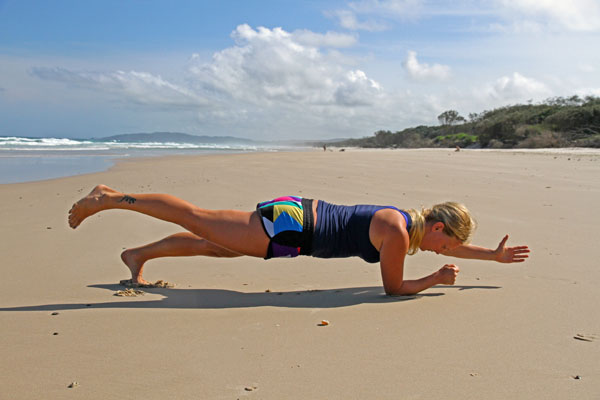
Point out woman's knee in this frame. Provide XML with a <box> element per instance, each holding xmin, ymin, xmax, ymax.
<box><xmin>202</xmin><ymin>241</ymin><xmax>243</xmax><ymax>258</ymax></box>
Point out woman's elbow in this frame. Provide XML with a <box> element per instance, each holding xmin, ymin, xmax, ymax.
<box><xmin>384</xmin><ymin>282</ymin><xmax>412</xmax><ymax>296</ymax></box>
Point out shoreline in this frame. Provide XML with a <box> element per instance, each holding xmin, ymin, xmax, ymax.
<box><xmin>0</xmin><ymin>147</ymin><xmax>306</xmax><ymax>185</ymax></box>
<box><xmin>2</xmin><ymin>146</ymin><xmax>599</xmax><ymax>185</ymax></box>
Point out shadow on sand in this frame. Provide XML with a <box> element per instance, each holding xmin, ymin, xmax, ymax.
<box><xmin>0</xmin><ymin>284</ymin><xmax>500</xmax><ymax>312</ymax></box>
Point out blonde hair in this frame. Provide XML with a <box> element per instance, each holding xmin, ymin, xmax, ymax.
<box><xmin>404</xmin><ymin>202</ymin><xmax>476</xmax><ymax>255</ymax></box>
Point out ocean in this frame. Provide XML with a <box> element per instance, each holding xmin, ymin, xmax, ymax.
<box><xmin>0</xmin><ymin>136</ymin><xmax>297</xmax><ymax>184</ymax></box>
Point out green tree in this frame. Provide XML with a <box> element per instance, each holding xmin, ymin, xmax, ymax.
<box><xmin>437</xmin><ymin>110</ymin><xmax>465</xmax><ymax>126</ymax></box>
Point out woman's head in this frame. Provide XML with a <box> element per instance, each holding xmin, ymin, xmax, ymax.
<box><xmin>404</xmin><ymin>202</ymin><xmax>476</xmax><ymax>255</ymax></box>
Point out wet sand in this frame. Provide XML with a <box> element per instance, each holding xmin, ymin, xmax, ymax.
<box><xmin>0</xmin><ymin>148</ymin><xmax>599</xmax><ymax>399</ymax></box>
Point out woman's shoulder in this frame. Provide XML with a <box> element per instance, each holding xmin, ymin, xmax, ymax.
<box><xmin>370</xmin><ymin>208</ymin><xmax>409</xmax><ymax>237</ymax></box>
<box><xmin>369</xmin><ymin>208</ymin><xmax>409</xmax><ymax>253</ymax></box>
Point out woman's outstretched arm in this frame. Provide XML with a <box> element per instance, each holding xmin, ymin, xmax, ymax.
<box><xmin>442</xmin><ymin>234</ymin><xmax>530</xmax><ymax>263</ymax></box>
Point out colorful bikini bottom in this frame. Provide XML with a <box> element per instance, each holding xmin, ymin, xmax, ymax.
<box><xmin>256</xmin><ymin>196</ymin><xmax>314</xmax><ymax>259</ymax></box>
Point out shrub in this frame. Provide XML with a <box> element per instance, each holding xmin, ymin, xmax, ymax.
<box><xmin>487</xmin><ymin>139</ymin><xmax>504</xmax><ymax>149</ymax></box>
<box><xmin>516</xmin><ymin>131</ymin><xmax>566</xmax><ymax>148</ymax></box>
<box><xmin>433</xmin><ymin>132</ymin><xmax>478</xmax><ymax>147</ymax></box>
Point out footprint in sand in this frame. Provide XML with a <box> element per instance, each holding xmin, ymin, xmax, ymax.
<box><xmin>573</xmin><ymin>333</ymin><xmax>598</xmax><ymax>342</ymax></box>
<box><xmin>114</xmin><ymin>280</ymin><xmax>175</xmax><ymax>296</ymax></box>
<box><xmin>114</xmin><ymin>288</ymin><xmax>145</xmax><ymax>297</ymax></box>
<box><xmin>119</xmin><ymin>279</ymin><xmax>175</xmax><ymax>288</ymax></box>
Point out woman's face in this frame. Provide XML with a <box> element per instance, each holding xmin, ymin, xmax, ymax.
<box><xmin>419</xmin><ymin>222</ymin><xmax>462</xmax><ymax>254</ymax></box>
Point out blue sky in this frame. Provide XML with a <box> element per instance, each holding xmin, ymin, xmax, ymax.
<box><xmin>1</xmin><ymin>0</ymin><xmax>599</xmax><ymax>140</ymax></box>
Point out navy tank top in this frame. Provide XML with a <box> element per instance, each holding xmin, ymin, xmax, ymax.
<box><xmin>311</xmin><ymin>200</ymin><xmax>412</xmax><ymax>263</ymax></box>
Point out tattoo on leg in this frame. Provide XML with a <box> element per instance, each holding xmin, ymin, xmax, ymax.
<box><xmin>119</xmin><ymin>195</ymin><xmax>137</xmax><ymax>204</ymax></box>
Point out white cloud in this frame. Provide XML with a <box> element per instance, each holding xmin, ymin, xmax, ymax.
<box><xmin>330</xmin><ymin>0</ymin><xmax>600</xmax><ymax>33</ymax></box>
<box><xmin>578</xmin><ymin>64</ymin><xmax>596</xmax><ymax>73</ymax></box>
<box><xmin>28</xmin><ymin>25</ymin><xmax>393</xmax><ymax>139</ymax></box>
<box><xmin>30</xmin><ymin>67</ymin><xmax>206</xmax><ymax>108</ymax></box>
<box><xmin>497</xmin><ymin>0</ymin><xmax>600</xmax><ymax>32</ymax></box>
<box><xmin>329</xmin><ymin>0</ymin><xmax>422</xmax><ymax>31</ymax></box>
<box><xmin>488</xmin><ymin>20</ymin><xmax>543</xmax><ymax>34</ymax></box>
<box><xmin>189</xmin><ymin>24</ymin><xmax>382</xmax><ymax>107</ymax></box>
<box><xmin>332</xmin><ymin>9</ymin><xmax>389</xmax><ymax>31</ymax></box>
<box><xmin>575</xmin><ymin>87</ymin><xmax>600</xmax><ymax>97</ymax></box>
<box><xmin>27</xmin><ymin>22</ymin><xmax>382</xmax><ymax>131</ymax></box>
<box><xmin>483</xmin><ymin>72</ymin><xmax>551</xmax><ymax>101</ymax></box>
<box><xmin>335</xmin><ymin>70</ymin><xmax>382</xmax><ymax>106</ymax></box>
<box><xmin>403</xmin><ymin>51</ymin><xmax>450</xmax><ymax>81</ymax></box>
<box><xmin>291</xmin><ymin>29</ymin><xmax>358</xmax><ymax>48</ymax></box>
<box><xmin>348</xmin><ymin>0</ymin><xmax>423</xmax><ymax>16</ymax></box>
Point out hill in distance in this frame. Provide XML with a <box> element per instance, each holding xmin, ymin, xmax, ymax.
<box><xmin>96</xmin><ymin>132</ymin><xmax>263</xmax><ymax>145</ymax></box>
<box><xmin>330</xmin><ymin>95</ymin><xmax>600</xmax><ymax>149</ymax></box>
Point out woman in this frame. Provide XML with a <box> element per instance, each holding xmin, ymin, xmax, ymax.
<box><xmin>68</xmin><ymin>185</ymin><xmax>530</xmax><ymax>295</ymax></box>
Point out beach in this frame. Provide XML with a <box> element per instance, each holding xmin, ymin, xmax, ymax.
<box><xmin>1</xmin><ymin>148</ymin><xmax>599</xmax><ymax>399</ymax></box>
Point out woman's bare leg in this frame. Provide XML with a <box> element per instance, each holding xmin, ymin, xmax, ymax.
<box><xmin>68</xmin><ymin>185</ymin><xmax>269</xmax><ymax>257</ymax></box>
<box><xmin>121</xmin><ymin>232</ymin><xmax>242</xmax><ymax>285</ymax></box>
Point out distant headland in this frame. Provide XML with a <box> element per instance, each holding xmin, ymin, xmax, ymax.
<box><xmin>96</xmin><ymin>132</ymin><xmax>262</xmax><ymax>145</ymax></box>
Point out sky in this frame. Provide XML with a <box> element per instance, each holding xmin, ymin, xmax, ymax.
<box><xmin>1</xmin><ymin>0</ymin><xmax>599</xmax><ymax>141</ymax></box>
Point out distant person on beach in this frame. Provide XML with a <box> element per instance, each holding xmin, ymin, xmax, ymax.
<box><xmin>68</xmin><ymin>185</ymin><xmax>530</xmax><ymax>295</ymax></box>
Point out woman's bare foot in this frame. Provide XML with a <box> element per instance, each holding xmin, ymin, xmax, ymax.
<box><xmin>120</xmin><ymin>248</ymin><xmax>153</xmax><ymax>286</ymax></box>
<box><xmin>68</xmin><ymin>185</ymin><xmax>119</xmax><ymax>228</ymax></box>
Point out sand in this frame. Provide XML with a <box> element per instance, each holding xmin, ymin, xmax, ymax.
<box><xmin>0</xmin><ymin>148</ymin><xmax>599</xmax><ymax>399</ymax></box>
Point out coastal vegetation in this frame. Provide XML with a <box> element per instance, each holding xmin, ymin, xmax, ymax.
<box><xmin>331</xmin><ymin>95</ymin><xmax>600</xmax><ymax>149</ymax></box>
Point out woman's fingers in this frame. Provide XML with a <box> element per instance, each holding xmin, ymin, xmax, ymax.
<box><xmin>511</xmin><ymin>247</ymin><xmax>530</xmax><ymax>260</ymax></box>
<box><xmin>512</xmin><ymin>246</ymin><xmax>530</xmax><ymax>251</ymax></box>
<box><xmin>496</xmin><ymin>242</ymin><xmax>531</xmax><ymax>263</ymax></box>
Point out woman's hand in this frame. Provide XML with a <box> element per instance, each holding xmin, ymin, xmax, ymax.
<box><xmin>436</xmin><ymin>264</ymin><xmax>460</xmax><ymax>285</ymax></box>
<box><xmin>494</xmin><ymin>235</ymin><xmax>530</xmax><ymax>263</ymax></box>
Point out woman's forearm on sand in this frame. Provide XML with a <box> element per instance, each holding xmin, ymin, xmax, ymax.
<box><xmin>385</xmin><ymin>272</ymin><xmax>441</xmax><ymax>296</ymax></box>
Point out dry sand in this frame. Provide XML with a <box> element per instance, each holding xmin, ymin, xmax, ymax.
<box><xmin>1</xmin><ymin>148</ymin><xmax>599</xmax><ymax>399</ymax></box>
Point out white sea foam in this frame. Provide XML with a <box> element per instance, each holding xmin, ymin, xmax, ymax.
<box><xmin>0</xmin><ymin>136</ymin><xmax>265</xmax><ymax>152</ymax></box>
<box><xmin>0</xmin><ymin>135</ymin><xmax>285</xmax><ymax>184</ymax></box>
<box><xmin>0</xmin><ymin>136</ymin><xmax>92</xmax><ymax>147</ymax></box>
